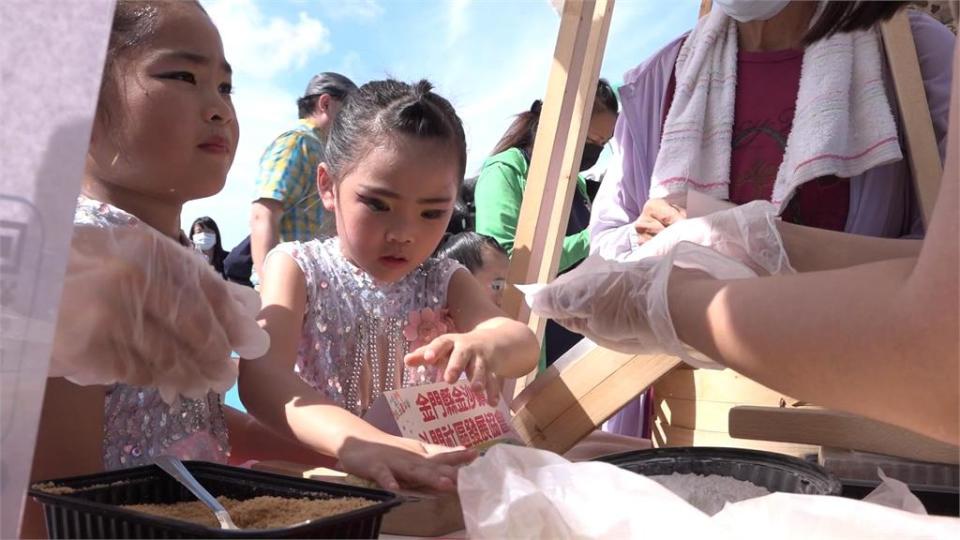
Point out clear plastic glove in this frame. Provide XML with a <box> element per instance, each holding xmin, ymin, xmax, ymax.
<box><xmin>626</xmin><ymin>200</ymin><xmax>793</xmax><ymax>276</ymax></box>
<box><xmin>520</xmin><ymin>242</ymin><xmax>755</xmax><ymax>369</ymax></box>
<box><xmin>49</xmin><ymin>223</ymin><xmax>270</xmax><ymax>403</ymax></box>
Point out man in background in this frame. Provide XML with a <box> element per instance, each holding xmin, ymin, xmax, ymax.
<box><xmin>249</xmin><ymin>72</ymin><xmax>357</xmax><ymax>284</ymax></box>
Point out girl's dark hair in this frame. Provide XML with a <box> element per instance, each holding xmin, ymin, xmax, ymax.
<box><xmin>325</xmin><ymin>79</ymin><xmax>467</xmax><ymax>184</ymax></box>
<box><xmin>190</xmin><ymin>216</ymin><xmax>228</xmax><ymax>274</ymax></box>
<box><xmin>436</xmin><ymin>232</ymin><xmax>507</xmax><ymax>273</ymax></box>
<box><xmin>803</xmin><ymin>1</ymin><xmax>906</xmax><ymax>45</ymax></box>
<box><xmin>491</xmin><ymin>78</ymin><xmax>618</xmax><ymax>156</ymax></box>
<box><xmin>99</xmin><ymin>0</ymin><xmax>207</xmax><ymax>128</ymax></box>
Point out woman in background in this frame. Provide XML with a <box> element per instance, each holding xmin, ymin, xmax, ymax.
<box><xmin>191</xmin><ymin>216</ymin><xmax>229</xmax><ymax>277</ymax></box>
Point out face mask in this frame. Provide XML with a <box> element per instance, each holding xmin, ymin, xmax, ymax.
<box><xmin>579</xmin><ymin>142</ymin><xmax>604</xmax><ymax>172</ymax></box>
<box><xmin>192</xmin><ymin>232</ymin><xmax>216</xmax><ymax>251</ymax></box>
<box><xmin>712</xmin><ymin>0</ymin><xmax>790</xmax><ymax>22</ymax></box>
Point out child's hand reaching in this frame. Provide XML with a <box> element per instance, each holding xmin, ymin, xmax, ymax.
<box><xmin>338</xmin><ymin>435</ymin><xmax>476</xmax><ymax>492</ymax></box>
<box><xmin>404</xmin><ymin>330</ymin><xmax>502</xmax><ymax>405</ymax></box>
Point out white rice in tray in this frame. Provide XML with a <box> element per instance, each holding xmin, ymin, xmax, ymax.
<box><xmin>649</xmin><ymin>473</ymin><xmax>771</xmax><ymax>515</ymax></box>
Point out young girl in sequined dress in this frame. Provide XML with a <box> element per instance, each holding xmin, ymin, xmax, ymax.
<box><xmin>26</xmin><ymin>4</ymin><xmax>333</xmax><ymax>534</ymax></box>
<box><xmin>242</xmin><ymin>80</ymin><xmax>540</xmax><ymax>492</ymax></box>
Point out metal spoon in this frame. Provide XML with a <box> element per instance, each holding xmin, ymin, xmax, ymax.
<box><xmin>153</xmin><ymin>455</ymin><xmax>239</xmax><ymax>530</ymax></box>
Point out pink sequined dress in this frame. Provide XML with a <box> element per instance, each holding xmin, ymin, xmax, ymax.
<box><xmin>269</xmin><ymin>237</ymin><xmax>463</xmax><ymax>416</ymax></box>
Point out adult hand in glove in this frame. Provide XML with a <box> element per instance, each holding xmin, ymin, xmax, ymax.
<box><xmin>627</xmin><ymin>200</ymin><xmax>794</xmax><ymax>276</ymax></box>
<box><xmin>520</xmin><ymin>242</ymin><xmax>755</xmax><ymax>369</ymax></box>
<box><xmin>49</xmin><ymin>223</ymin><xmax>270</xmax><ymax>403</ymax></box>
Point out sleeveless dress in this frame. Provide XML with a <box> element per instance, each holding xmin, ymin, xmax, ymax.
<box><xmin>269</xmin><ymin>237</ymin><xmax>463</xmax><ymax>416</ymax></box>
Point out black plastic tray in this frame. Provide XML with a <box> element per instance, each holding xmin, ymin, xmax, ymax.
<box><xmin>29</xmin><ymin>461</ymin><xmax>401</xmax><ymax>538</ymax></box>
<box><xmin>596</xmin><ymin>446</ymin><xmax>842</xmax><ymax>495</ymax></box>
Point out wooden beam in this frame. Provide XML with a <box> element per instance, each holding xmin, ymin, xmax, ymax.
<box><xmin>501</xmin><ymin>0</ymin><xmax>614</xmax><ymax>396</ymax></box>
<box><xmin>698</xmin><ymin>0</ymin><xmax>711</xmax><ymax>18</ymax></box>
<box><xmin>653</xmin><ymin>422</ymin><xmax>819</xmax><ymax>458</ymax></box>
<box><xmin>881</xmin><ymin>10</ymin><xmax>943</xmax><ymax>225</ymax></box>
<box><xmin>729</xmin><ymin>406</ymin><xmax>960</xmax><ymax>464</ymax></box>
<box><xmin>511</xmin><ymin>343</ymin><xmax>680</xmax><ymax>453</ymax></box>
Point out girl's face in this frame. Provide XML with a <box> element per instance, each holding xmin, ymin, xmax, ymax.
<box><xmin>472</xmin><ymin>245</ymin><xmax>509</xmax><ymax>307</ymax></box>
<box><xmin>320</xmin><ymin>135</ymin><xmax>460</xmax><ymax>283</ymax></box>
<box><xmin>88</xmin><ymin>4</ymin><xmax>238</xmax><ymax>204</ymax></box>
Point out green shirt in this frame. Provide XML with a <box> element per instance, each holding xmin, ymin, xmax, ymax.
<box><xmin>474</xmin><ymin>148</ymin><xmax>590</xmax><ymax>272</ymax></box>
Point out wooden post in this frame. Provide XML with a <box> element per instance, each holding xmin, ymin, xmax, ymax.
<box><xmin>699</xmin><ymin>0</ymin><xmax>712</xmax><ymax>18</ymax></box>
<box><xmin>881</xmin><ymin>10</ymin><xmax>944</xmax><ymax>225</ymax></box>
<box><xmin>500</xmin><ymin>0</ymin><xmax>613</xmax><ymax>397</ymax></box>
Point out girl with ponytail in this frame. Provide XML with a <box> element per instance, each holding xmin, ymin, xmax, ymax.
<box><xmin>242</xmin><ymin>79</ymin><xmax>538</xmax><ymax>491</ymax></box>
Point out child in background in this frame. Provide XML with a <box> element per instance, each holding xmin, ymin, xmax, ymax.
<box><xmin>242</xmin><ymin>80</ymin><xmax>540</xmax><ymax>492</ymax></box>
<box><xmin>436</xmin><ymin>232</ymin><xmax>510</xmax><ymax>307</ymax></box>
<box><xmin>27</xmin><ymin>4</ymin><xmax>331</xmax><ymax>534</ymax></box>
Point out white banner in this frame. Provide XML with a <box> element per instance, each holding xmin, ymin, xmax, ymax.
<box><xmin>0</xmin><ymin>1</ymin><xmax>113</xmax><ymax>536</ymax></box>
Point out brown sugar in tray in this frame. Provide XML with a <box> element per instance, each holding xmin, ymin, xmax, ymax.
<box><xmin>123</xmin><ymin>495</ymin><xmax>374</xmax><ymax>530</ymax></box>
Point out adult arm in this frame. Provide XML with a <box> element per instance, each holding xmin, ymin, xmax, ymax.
<box><xmin>667</xmin><ymin>42</ymin><xmax>960</xmax><ymax>444</ymax></box>
<box><xmin>250</xmin><ymin>129</ymin><xmax>314</xmax><ymax>277</ymax></box>
<box><xmin>777</xmin><ymin>221</ymin><xmax>921</xmax><ymax>272</ymax></box>
<box><xmin>249</xmin><ymin>198</ymin><xmax>282</xmax><ymax>278</ymax></box>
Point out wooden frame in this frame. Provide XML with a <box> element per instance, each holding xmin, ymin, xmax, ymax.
<box><xmin>501</xmin><ymin>0</ymin><xmax>613</xmax><ymax>396</ymax></box>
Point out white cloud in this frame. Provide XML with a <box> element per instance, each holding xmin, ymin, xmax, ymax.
<box><xmin>446</xmin><ymin>0</ymin><xmax>472</xmax><ymax>47</ymax></box>
<box><xmin>319</xmin><ymin>0</ymin><xmax>384</xmax><ymax>21</ymax></box>
<box><xmin>203</xmin><ymin>0</ymin><xmax>332</xmax><ymax>79</ymax></box>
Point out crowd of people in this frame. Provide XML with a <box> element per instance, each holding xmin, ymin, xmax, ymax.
<box><xmin>23</xmin><ymin>0</ymin><xmax>958</xmax><ymax>535</ymax></box>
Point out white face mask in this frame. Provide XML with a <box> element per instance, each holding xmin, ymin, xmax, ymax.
<box><xmin>192</xmin><ymin>231</ymin><xmax>216</xmax><ymax>251</ymax></box>
<box><xmin>713</xmin><ymin>0</ymin><xmax>790</xmax><ymax>22</ymax></box>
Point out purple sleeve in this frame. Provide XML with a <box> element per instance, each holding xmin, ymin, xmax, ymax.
<box><xmin>589</xmin><ymin>35</ymin><xmax>685</xmax><ymax>259</ymax></box>
<box><xmin>908</xmin><ymin>10</ymin><xmax>955</xmax><ymax>162</ymax></box>
<box><xmin>905</xmin><ymin>10</ymin><xmax>955</xmax><ymax>237</ymax></box>
<box><xmin>588</xmin><ymin>114</ymin><xmax>645</xmax><ymax>259</ymax></box>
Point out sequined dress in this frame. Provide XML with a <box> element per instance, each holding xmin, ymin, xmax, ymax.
<box><xmin>74</xmin><ymin>196</ymin><xmax>230</xmax><ymax>470</ymax></box>
<box><xmin>270</xmin><ymin>238</ymin><xmax>463</xmax><ymax>416</ymax></box>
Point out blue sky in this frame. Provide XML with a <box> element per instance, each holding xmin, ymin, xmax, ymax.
<box><xmin>183</xmin><ymin>0</ymin><xmax>699</xmax><ymax>248</ymax></box>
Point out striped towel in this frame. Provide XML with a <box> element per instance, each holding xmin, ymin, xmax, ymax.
<box><xmin>650</xmin><ymin>8</ymin><xmax>902</xmax><ymax>212</ymax></box>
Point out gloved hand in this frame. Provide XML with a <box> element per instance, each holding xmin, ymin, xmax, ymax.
<box><xmin>49</xmin><ymin>222</ymin><xmax>270</xmax><ymax>403</ymax></box>
<box><xmin>520</xmin><ymin>242</ymin><xmax>755</xmax><ymax>369</ymax></box>
<box><xmin>627</xmin><ymin>200</ymin><xmax>793</xmax><ymax>276</ymax></box>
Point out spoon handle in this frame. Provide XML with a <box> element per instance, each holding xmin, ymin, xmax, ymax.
<box><xmin>153</xmin><ymin>455</ymin><xmax>239</xmax><ymax>530</ymax></box>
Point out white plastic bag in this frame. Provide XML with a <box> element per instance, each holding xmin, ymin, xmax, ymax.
<box><xmin>862</xmin><ymin>468</ymin><xmax>928</xmax><ymax>515</ymax></box>
<box><xmin>458</xmin><ymin>445</ymin><xmax>960</xmax><ymax>540</ymax></box>
<box><xmin>458</xmin><ymin>445</ymin><xmax>710</xmax><ymax>539</ymax></box>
